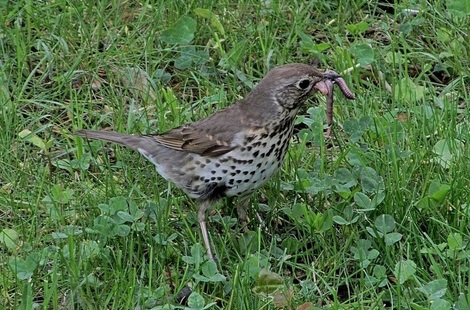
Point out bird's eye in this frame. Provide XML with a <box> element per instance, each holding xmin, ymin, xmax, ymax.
<box><xmin>297</xmin><ymin>79</ymin><xmax>311</xmax><ymax>90</ymax></box>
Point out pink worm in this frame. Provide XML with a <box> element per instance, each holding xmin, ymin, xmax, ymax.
<box><xmin>325</xmin><ymin>79</ymin><xmax>335</xmax><ymax>127</ymax></box>
<box><xmin>334</xmin><ymin>77</ymin><xmax>355</xmax><ymax>99</ymax></box>
<box><xmin>323</xmin><ymin>70</ymin><xmax>355</xmax><ymax>137</ymax></box>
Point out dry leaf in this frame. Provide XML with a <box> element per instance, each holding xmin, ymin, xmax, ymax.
<box><xmin>297</xmin><ymin>301</ymin><xmax>314</xmax><ymax>310</ymax></box>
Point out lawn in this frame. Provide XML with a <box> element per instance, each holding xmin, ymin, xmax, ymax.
<box><xmin>0</xmin><ymin>0</ymin><xmax>469</xmax><ymax>309</ymax></box>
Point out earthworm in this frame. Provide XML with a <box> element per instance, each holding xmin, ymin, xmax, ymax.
<box><xmin>334</xmin><ymin>77</ymin><xmax>356</xmax><ymax>100</ymax></box>
<box><xmin>334</xmin><ymin>77</ymin><xmax>355</xmax><ymax>99</ymax></box>
<box><xmin>325</xmin><ymin>79</ymin><xmax>335</xmax><ymax>128</ymax></box>
<box><xmin>323</xmin><ymin>70</ymin><xmax>356</xmax><ymax>100</ymax></box>
<box><xmin>323</xmin><ymin>70</ymin><xmax>355</xmax><ymax>137</ymax></box>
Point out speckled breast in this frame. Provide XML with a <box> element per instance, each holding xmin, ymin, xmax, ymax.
<box><xmin>179</xmin><ymin>114</ymin><xmax>297</xmax><ymax>200</ymax></box>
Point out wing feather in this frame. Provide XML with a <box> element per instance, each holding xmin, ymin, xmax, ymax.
<box><xmin>152</xmin><ymin>105</ymin><xmax>243</xmax><ymax>157</ymax></box>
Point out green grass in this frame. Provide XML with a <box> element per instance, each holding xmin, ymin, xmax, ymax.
<box><xmin>1</xmin><ymin>0</ymin><xmax>469</xmax><ymax>309</ymax></box>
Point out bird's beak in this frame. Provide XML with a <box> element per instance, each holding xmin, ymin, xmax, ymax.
<box><xmin>315</xmin><ymin>70</ymin><xmax>356</xmax><ymax>100</ymax></box>
<box><xmin>314</xmin><ymin>69</ymin><xmax>341</xmax><ymax>95</ymax></box>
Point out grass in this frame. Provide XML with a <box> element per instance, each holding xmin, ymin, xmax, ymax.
<box><xmin>0</xmin><ymin>0</ymin><xmax>469</xmax><ymax>309</ymax></box>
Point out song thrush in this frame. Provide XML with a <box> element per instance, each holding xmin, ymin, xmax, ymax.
<box><xmin>75</xmin><ymin>63</ymin><xmax>354</xmax><ymax>260</ymax></box>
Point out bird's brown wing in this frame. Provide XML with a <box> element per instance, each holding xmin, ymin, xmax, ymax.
<box><xmin>152</xmin><ymin>106</ymin><xmax>242</xmax><ymax>157</ymax></box>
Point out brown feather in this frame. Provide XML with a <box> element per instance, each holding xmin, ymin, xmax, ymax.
<box><xmin>151</xmin><ymin>105</ymin><xmax>243</xmax><ymax>157</ymax></box>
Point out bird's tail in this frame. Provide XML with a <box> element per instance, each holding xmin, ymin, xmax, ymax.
<box><xmin>75</xmin><ymin>130</ymin><xmax>148</xmax><ymax>151</ymax></box>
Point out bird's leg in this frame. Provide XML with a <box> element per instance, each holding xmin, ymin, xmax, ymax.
<box><xmin>197</xmin><ymin>200</ymin><xmax>215</xmax><ymax>261</ymax></box>
<box><xmin>237</xmin><ymin>195</ymin><xmax>252</xmax><ymax>233</ymax></box>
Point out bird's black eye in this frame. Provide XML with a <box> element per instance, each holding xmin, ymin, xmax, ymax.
<box><xmin>298</xmin><ymin>79</ymin><xmax>311</xmax><ymax>90</ymax></box>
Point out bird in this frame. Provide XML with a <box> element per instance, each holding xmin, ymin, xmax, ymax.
<box><xmin>75</xmin><ymin>63</ymin><xmax>355</xmax><ymax>261</ymax></box>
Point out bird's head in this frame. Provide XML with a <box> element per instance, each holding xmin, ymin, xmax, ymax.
<box><xmin>262</xmin><ymin>63</ymin><xmax>325</xmax><ymax>110</ymax></box>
